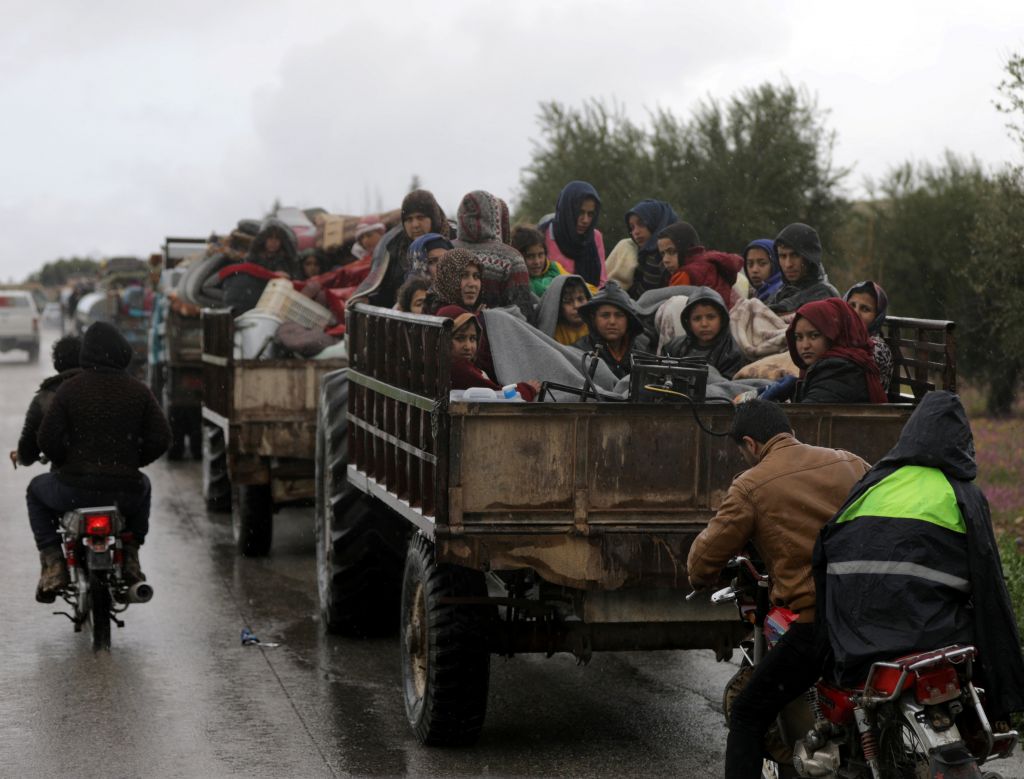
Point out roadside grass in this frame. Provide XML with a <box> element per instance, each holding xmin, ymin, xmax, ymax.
<box><xmin>969</xmin><ymin>408</ymin><xmax>1024</xmax><ymax>636</ymax></box>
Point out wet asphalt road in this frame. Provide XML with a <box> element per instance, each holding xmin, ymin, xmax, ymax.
<box><xmin>3</xmin><ymin>329</ymin><xmax>1022</xmax><ymax>779</ymax></box>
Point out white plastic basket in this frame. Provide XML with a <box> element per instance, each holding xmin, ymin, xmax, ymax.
<box><xmin>254</xmin><ymin>278</ymin><xmax>332</xmax><ymax>330</ymax></box>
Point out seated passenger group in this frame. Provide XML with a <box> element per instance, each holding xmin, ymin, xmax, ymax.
<box><xmin>348</xmin><ymin>181</ymin><xmax>893</xmax><ymax>406</ymax></box>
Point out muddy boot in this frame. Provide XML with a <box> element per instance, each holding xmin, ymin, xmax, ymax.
<box><xmin>36</xmin><ymin>546</ymin><xmax>69</xmax><ymax>604</ymax></box>
<box><xmin>122</xmin><ymin>542</ymin><xmax>146</xmax><ymax>585</ymax></box>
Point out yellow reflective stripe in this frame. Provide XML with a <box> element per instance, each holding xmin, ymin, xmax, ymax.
<box><xmin>836</xmin><ymin>466</ymin><xmax>965</xmax><ymax>533</ymax></box>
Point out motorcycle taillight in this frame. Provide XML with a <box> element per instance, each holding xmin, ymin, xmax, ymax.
<box><xmin>85</xmin><ymin>515</ymin><xmax>112</xmax><ymax>536</ymax></box>
<box><xmin>914</xmin><ymin>665</ymin><xmax>961</xmax><ymax>705</ymax></box>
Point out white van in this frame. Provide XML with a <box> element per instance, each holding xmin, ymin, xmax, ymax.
<box><xmin>0</xmin><ymin>290</ymin><xmax>40</xmax><ymax>362</ymax></box>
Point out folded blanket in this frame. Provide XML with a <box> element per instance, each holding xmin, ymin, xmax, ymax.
<box><xmin>729</xmin><ymin>297</ymin><xmax>789</xmax><ymax>360</ymax></box>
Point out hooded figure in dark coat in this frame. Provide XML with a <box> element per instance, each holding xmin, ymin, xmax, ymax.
<box><xmin>662</xmin><ymin>287</ymin><xmax>747</xmax><ymax>379</ymax></box>
<box><xmin>813</xmin><ymin>391</ymin><xmax>1024</xmax><ymax>720</ymax></box>
<box><xmin>767</xmin><ymin>223</ymin><xmax>839</xmax><ymax>313</ymax></box>
<box><xmin>221</xmin><ymin>217</ymin><xmax>300</xmax><ymax>313</ymax></box>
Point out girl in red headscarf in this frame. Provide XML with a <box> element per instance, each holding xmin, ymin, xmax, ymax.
<box><xmin>785</xmin><ymin>298</ymin><xmax>887</xmax><ymax>403</ymax></box>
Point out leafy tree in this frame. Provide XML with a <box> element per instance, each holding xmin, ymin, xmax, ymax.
<box><xmin>995</xmin><ymin>52</ymin><xmax>1024</xmax><ymax>152</ymax></box>
<box><xmin>516</xmin><ymin>99</ymin><xmax>658</xmax><ymax>242</ymax></box>
<box><xmin>515</xmin><ymin>84</ymin><xmax>848</xmax><ymax>254</ymax></box>
<box><xmin>28</xmin><ymin>257</ymin><xmax>101</xmax><ymax>287</ymax></box>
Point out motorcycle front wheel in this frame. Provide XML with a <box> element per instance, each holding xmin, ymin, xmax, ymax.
<box><xmin>89</xmin><ymin>572</ymin><xmax>111</xmax><ymax>651</ymax></box>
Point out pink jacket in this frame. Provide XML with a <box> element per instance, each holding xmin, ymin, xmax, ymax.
<box><xmin>544</xmin><ymin>224</ymin><xmax>607</xmax><ymax>286</ymax></box>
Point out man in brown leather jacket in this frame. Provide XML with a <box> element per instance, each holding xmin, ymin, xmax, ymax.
<box><xmin>687</xmin><ymin>400</ymin><xmax>869</xmax><ymax>779</ymax></box>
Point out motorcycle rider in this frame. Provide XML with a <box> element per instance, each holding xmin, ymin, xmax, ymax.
<box><xmin>815</xmin><ymin>390</ymin><xmax>1024</xmax><ymax>722</ymax></box>
<box><xmin>686</xmin><ymin>400</ymin><xmax>870</xmax><ymax>779</ymax></box>
<box><xmin>27</xmin><ymin>322</ymin><xmax>171</xmax><ymax>602</ymax></box>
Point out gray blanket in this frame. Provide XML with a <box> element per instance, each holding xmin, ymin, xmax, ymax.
<box><xmin>482</xmin><ymin>308</ymin><xmax>770</xmax><ymax>403</ymax></box>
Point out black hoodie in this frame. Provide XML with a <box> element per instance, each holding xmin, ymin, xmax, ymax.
<box><xmin>661</xmin><ymin>287</ymin><xmax>746</xmax><ymax>380</ymax></box>
<box><xmin>813</xmin><ymin>391</ymin><xmax>1024</xmax><ymax>718</ymax></box>
<box><xmin>38</xmin><ymin>323</ymin><xmax>171</xmax><ymax>492</ymax></box>
<box><xmin>767</xmin><ymin>223</ymin><xmax>839</xmax><ymax>314</ymax></box>
<box><xmin>572</xmin><ymin>281</ymin><xmax>650</xmax><ymax>378</ymax></box>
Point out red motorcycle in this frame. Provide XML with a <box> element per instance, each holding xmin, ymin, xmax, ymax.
<box><xmin>53</xmin><ymin>506</ymin><xmax>153</xmax><ymax>651</ymax></box>
<box><xmin>705</xmin><ymin>556</ymin><xmax>1018</xmax><ymax>779</ymax></box>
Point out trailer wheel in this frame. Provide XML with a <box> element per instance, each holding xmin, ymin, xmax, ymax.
<box><xmin>315</xmin><ymin>369</ymin><xmax>406</xmax><ymax>635</ymax></box>
<box><xmin>202</xmin><ymin>423</ymin><xmax>231</xmax><ymax>512</ymax></box>
<box><xmin>233</xmin><ymin>483</ymin><xmax>273</xmax><ymax>557</ymax></box>
<box><xmin>400</xmin><ymin>534</ymin><xmax>493</xmax><ymax>747</ymax></box>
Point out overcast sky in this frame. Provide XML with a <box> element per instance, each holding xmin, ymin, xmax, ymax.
<box><xmin>2</xmin><ymin>0</ymin><xmax>1022</xmax><ymax>281</ymax></box>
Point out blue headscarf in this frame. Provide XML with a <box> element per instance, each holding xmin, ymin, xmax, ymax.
<box><xmin>543</xmin><ymin>181</ymin><xmax>603</xmax><ymax>287</ymax></box>
<box><xmin>625</xmin><ymin>199</ymin><xmax>679</xmax><ymax>254</ymax></box>
<box><xmin>407</xmin><ymin>232</ymin><xmax>453</xmax><ymax>278</ymax></box>
<box><xmin>742</xmin><ymin>238</ymin><xmax>783</xmax><ymax>302</ymax></box>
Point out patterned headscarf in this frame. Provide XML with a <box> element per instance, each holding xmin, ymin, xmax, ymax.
<box><xmin>433</xmin><ymin>248</ymin><xmax>482</xmax><ymax>308</ymax></box>
<box><xmin>408</xmin><ymin>233</ymin><xmax>454</xmax><ymax>277</ymax></box>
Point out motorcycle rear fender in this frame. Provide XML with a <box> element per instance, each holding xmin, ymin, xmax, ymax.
<box><xmin>59</xmin><ymin>506</ymin><xmax>124</xmax><ymax>536</ymax></box>
<box><xmin>86</xmin><ymin>548</ymin><xmax>114</xmax><ymax>572</ymax></box>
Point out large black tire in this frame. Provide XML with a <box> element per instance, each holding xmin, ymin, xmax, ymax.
<box><xmin>233</xmin><ymin>483</ymin><xmax>273</xmax><ymax>557</ymax></box>
<box><xmin>400</xmin><ymin>534</ymin><xmax>494</xmax><ymax>747</ymax></box>
<box><xmin>202</xmin><ymin>423</ymin><xmax>231</xmax><ymax>512</ymax></box>
<box><xmin>167</xmin><ymin>409</ymin><xmax>187</xmax><ymax>461</ymax></box>
<box><xmin>90</xmin><ymin>573</ymin><xmax>112</xmax><ymax>651</ymax></box>
<box><xmin>315</xmin><ymin>369</ymin><xmax>407</xmax><ymax>635</ymax></box>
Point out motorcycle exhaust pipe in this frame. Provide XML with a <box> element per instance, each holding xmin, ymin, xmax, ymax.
<box><xmin>127</xmin><ymin>582</ymin><xmax>154</xmax><ymax>604</ymax></box>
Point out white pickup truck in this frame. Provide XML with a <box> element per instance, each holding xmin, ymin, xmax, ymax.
<box><xmin>0</xmin><ymin>290</ymin><xmax>40</xmax><ymax>362</ymax></box>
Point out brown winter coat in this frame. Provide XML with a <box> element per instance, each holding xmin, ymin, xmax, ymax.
<box><xmin>687</xmin><ymin>433</ymin><xmax>869</xmax><ymax>622</ymax></box>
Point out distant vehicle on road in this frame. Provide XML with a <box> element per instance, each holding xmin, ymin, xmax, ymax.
<box><xmin>42</xmin><ymin>301</ymin><xmax>62</xmax><ymax>328</ymax></box>
<box><xmin>0</xmin><ymin>290</ymin><xmax>40</xmax><ymax>362</ymax></box>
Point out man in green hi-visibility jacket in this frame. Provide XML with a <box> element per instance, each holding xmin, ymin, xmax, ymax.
<box><xmin>815</xmin><ymin>390</ymin><xmax>1024</xmax><ymax>721</ymax></box>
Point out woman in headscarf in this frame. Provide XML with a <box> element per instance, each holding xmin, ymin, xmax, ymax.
<box><xmin>786</xmin><ymin>298</ymin><xmax>887</xmax><ymax>404</ymax></box>
<box><xmin>425</xmin><ymin>249</ymin><xmax>483</xmax><ymax>313</ymax></box>
<box><xmin>844</xmin><ymin>280</ymin><xmax>893</xmax><ymax>393</ymax></box>
<box><xmin>606</xmin><ymin>199</ymin><xmax>679</xmax><ymax>298</ymax></box>
<box><xmin>537</xmin><ymin>181</ymin><xmax>606</xmax><ymax>288</ymax></box>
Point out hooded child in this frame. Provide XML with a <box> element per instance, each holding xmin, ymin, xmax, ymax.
<box><xmin>844</xmin><ymin>280</ymin><xmax>894</xmax><ymax>393</ymax></box>
<box><xmin>814</xmin><ymin>391</ymin><xmax>1024</xmax><ymax>720</ymax></box>
<box><xmin>351</xmin><ymin>189</ymin><xmax>449</xmax><ymax>308</ymax></box>
<box><xmin>538</xmin><ymin>181</ymin><xmax>607</xmax><ymax>288</ymax></box>
<box><xmin>742</xmin><ymin>239</ymin><xmax>783</xmax><ymax>303</ymax></box>
<box><xmin>512</xmin><ymin>224</ymin><xmax>567</xmax><ymax>297</ymax></box>
<box><xmin>662</xmin><ymin>288</ymin><xmax>747</xmax><ymax>380</ymax></box>
<box><xmin>620</xmin><ymin>199</ymin><xmax>680</xmax><ymax>297</ymax></box>
<box><xmin>407</xmin><ymin>232</ymin><xmax>454</xmax><ymax>280</ymax></box>
<box><xmin>766</xmin><ymin>223</ymin><xmax>840</xmax><ymax>314</ymax></box>
<box><xmin>785</xmin><ymin>298</ymin><xmax>887</xmax><ymax>404</ymax></box>
<box><xmin>453</xmin><ymin>190</ymin><xmax>533</xmax><ymax>319</ymax></box>
<box><xmin>439</xmin><ymin>305</ymin><xmax>539</xmax><ymax>402</ymax></box>
<box><xmin>656</xmin><ymin>222</ymin><xmax>743</xmax><ymax>309</ymax></box>
<box><xmin>572</xmin><ymin>281</ymin><xmax>651</xmax><ymax>379</ymax></box>
<box><xmin>220</xmin><ymin>217</ymin><xmax>300</xmax><ymax>313</ymax></box>
<box><xmin>534</xmin><ymin>274</ymin><xmax>591</xmax><ymax>346</ymax></box>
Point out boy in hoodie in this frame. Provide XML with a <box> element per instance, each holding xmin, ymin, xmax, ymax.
<box><xmin>656</xmin><ymin>222</ymin><xmax>743</xmax><ymax>309</ymax></box>
<box><xmin>534</xmin><ymin>274</ymin><xmax>591</xmax><ymax>346</ymax></box>
<box><xmin>572</xmin><ymin>281</ymin><xmax>650</xmax><ymax>379</ymax></box>
<box><xmin>27</xmin><ymin>322</ymin><xmax>171</xmax><ymax>602</ymax></box>
<box><xmin>662</xmin><ymin>288</ymin><xmax>747</xmax><ymax>380</ymax></box>
<box><xmin>742</xmin><ymin>239</ymin><xmax>783</xmax><ymax>302</ymax></box>
<box><xmin>766</xmin><ymin>223</ymin><xmax>839</xmax><ymax>314</ymax></box>
<box><xmin>220</xmin><ymin>218</ymin><xmax>300</xmax><ymax>313</ymax></box>
<box><xmin>453</xmin><ymin>190</ymin><xmax>533</xmax><ymax>319</ymax></box>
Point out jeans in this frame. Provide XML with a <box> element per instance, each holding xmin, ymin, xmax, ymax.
<box><xmin>725</xmin><ymin>621</ymin><xmax>830</xmax><ymax>779</ymax></box>
<box><xmin>27</xmin><ymin>473</ymin><xmax>152</xmax><ymax>550</ymax></box>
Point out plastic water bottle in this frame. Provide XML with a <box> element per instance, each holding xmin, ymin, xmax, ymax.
<box><xmin>502</xmin><ymin>384</ymin><xmax>523</xmax><ymax>402</ymax></box>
